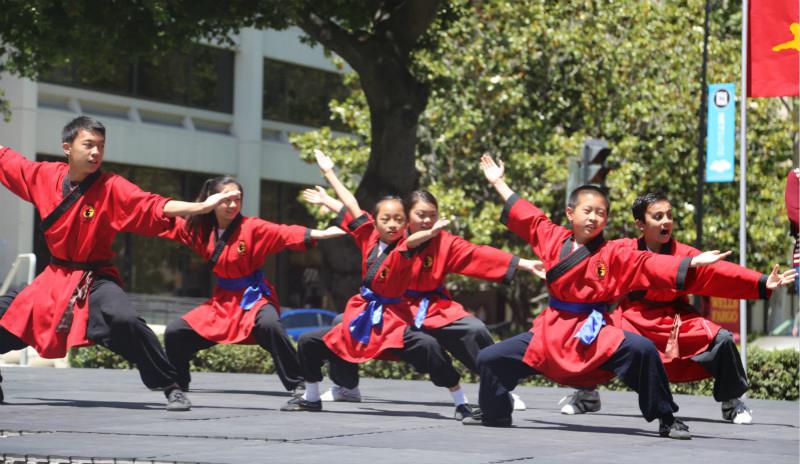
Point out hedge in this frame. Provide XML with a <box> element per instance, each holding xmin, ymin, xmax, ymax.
<box><xmin>68</xmin><ymin>343</ymin><xmax>799</xmax><ymax>401</ymax></box>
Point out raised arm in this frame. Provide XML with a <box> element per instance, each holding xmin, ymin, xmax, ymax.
<box><xmin>314</xmin><ymin>149</ymin><xmax>361</xmax><ymax>219</ymax></box>
<box><xmin>309</xmin><ymin>225</ymin><xmax>347</xmax><ymax>240</ymax></box>
<box><xmin>480</xmin><ymin>154</ymin><xmax>515</xmax><ymax>201</ymax></box>
<box><xmin>163</xmin><ymin>189</ymin><xmax>241</xmax><ymax>217</ymax></box>
<box><xmin>303</xmin><ymin>185</ymin><xmax>345</xmax><ymax>216</ymax></box>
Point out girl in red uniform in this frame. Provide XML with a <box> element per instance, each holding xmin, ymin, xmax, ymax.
<box><xmin>160</xmin><ymin>176</ymin><xmax>344</xmax><ymax>395</ymax></box>
<box><xmin>467</xmin><ymin>155</ymin><xmax>737</xmax><ymax>439</ymax></box>
<box><xmin>0</xmin><ymin>116</ymin><xmax>239</xmax><ymax>410</ymax></box>
<box><xmin>556</xmin><ymin>192</ymin><xmax>796</xmax><ymax>423</ymax></box>
<box><xmin>320</xmin><ymin>190</ymin><xmax>539</xmax><ymax>417</ymax></box>
<box><xmin>281</xmin><ymin>150</ymin><xmax>457</xmax><ymax>413</ymax></box>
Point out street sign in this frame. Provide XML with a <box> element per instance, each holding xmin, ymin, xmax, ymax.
<box><xmin>706</xmin><ymin>83</ymin><xmax>736</xmax><ymax>182</ymax></box>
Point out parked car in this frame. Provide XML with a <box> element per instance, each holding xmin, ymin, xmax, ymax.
<box><xmin>280</xmin><ymin>308</ymin><xmax>338</xmax><ymax>341</ymax></box>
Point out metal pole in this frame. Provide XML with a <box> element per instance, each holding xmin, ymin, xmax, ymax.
<box><xmin>696</xmin><ymin>0</ymin><xmax>712</xmax><ymax>253</ymax></box>
<box><xmin>738</xmin><ymin>0</ymin><xmax>749</xmax><ymax>375</ymax></box>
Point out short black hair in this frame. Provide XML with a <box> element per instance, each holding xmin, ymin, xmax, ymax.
<box><xmin>62</xmin><ymin>116</ymin><xmax>106</xmax><ymax>144</ymax></box>
<box><xmin>404</xmin><ymin>190</ymin><xmax>438</xmax><ymax>212</ymax></box>
<box><xmin>631</xmin><ymin>192</ymin><xmax>670</xmax><ymax>221</ymax></box>
<box><xmin>567</xmin><ymin>185</ymin><xmax>610</xmax><ymax>211</ymax></box>
<box><xmin>373</xmin><ymin>195</ymin><xmax>406</xmax><ymax>217</ymax></box>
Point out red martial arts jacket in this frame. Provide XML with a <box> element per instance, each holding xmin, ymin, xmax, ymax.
<box><xmin>404</xmin><ymin>231</ymin><xmax>518</xmax><ymax>329</ymax></box>
<box><xmin>501</xmin><ymin>194</ymin><xmax>695</xmax><ymax>387</ymax></box>
<box><xmin>0</xmin><ymin>147</ymin><xmax>172</xmax><ymax>358</ymax></box>
<box><xmin>323</xmin><ymin>210</ymin><xmax>418</xmax><ymax>363</ymax></box>
<box><xmin>160</xmin><ymin>215</ymin><xmax>313</xmax><ymax>344</ymax></box>
<box><xmin>612</xmin><ymin>237</ymin><xmax>768</xmax><ymax>382</ymax></box>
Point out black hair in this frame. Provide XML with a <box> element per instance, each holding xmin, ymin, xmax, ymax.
<box><xmin>186</xmin><ymin>175</ymin><xmax>243</xmax><ymax>240</ymax></box>
<box><xmin>62</xmin><ymin>116</ymin><xmax>106</xmax><ymax>144</ymax></box>
<box><xmin>372</xmin><ymin>195</ymin><xmax>406</xmax><ymax>217</ymax></box>
<box><xmin>631</xmin><ymin>192</ymin><xmax>670</xmax><ymax>222</ymax></box>
<box><xmin>404</xmin><ymin>190</ymin><xmax>439</xmax><ymax>212</ymax></box>
<box><xmin>567</xmin><ymin>185</ymin><xmax>610</xmax><ymax>211</ymax></box>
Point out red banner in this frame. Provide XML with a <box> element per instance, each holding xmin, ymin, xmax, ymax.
<box><xmin>748</xmin><ymin>0</ymin><xmax>800</xmax><ymax>97</ymax></box>
<box><xmin>708</xmin><ymin>297</ymin><xmax>741</xmax><ymax>342</ymax></box>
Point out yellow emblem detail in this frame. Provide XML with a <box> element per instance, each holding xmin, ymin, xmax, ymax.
<box><xmin>81</xmin><ymin>205</ymin><xmax>95</xmax><ymax>221</ymax></box>
<box><xmin>596</xmin><ymin>262</ymin><xmax>607</xmax><ymax>278</ymax></box>
<box><xmin>772</xmin><ymin>23</ymin><xmax>800</xmax><ymax>52</ymax></box>
<box><xmin>423</xmin><ymin>256</ymin><xmax>434</xmax><ymax>269</ymax></box>
<box><xmin>237</xmin><ymin>240</ymin><xmax>247</xmax><ymax>255</ymax></box>
<box><xmin>379</xmin><ymin>268</ymin><xmax>388</xmax><ymax>280</ymax></box>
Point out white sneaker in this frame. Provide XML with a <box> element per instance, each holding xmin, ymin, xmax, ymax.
<box><xmin>320</xmin><ymin>385</ymin><xmax>362</xmax><ymax>402</ymax></box>
<box><xmin>722</xmin><ymin>398</ymin><xmax>753</xmax><ymax>424</ymax></box>
<box><xmin>511</xmin><ymin>392</ymin><xmax>526</xmax><ymax>411</ymax></box>
<box><xmin>558</xmin><ymin>389</ymin><xmax>601</xmax><ymax>415</ymax></box>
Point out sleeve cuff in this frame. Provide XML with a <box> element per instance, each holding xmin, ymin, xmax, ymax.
<box><xmin>347</xmin><ymin>213</ymin><xmax>369</xmax><ymax>231</ymax></box>
<box><xmin>499</xmin><ymin>193</ymin><xmax>520</xmax><ymax>226</ymax></box>
<box><xmin>332</xmin><ymin>206</ymin><xmax>348</xmax><ymax>229</ymax></box>
<box><xmin>676</xmin><ymin>256</ymin><xmax>692</xmax><ymax>291</ymax></box>
<box><xmin>303</xmin><ymin>228</ymin><xmax>315</xmax><ymax>249</ymax></box>
<box><xmin>503</xmin><ymin>255</ymin><xmax>520</xmax><ymax>285</ymax></box>
<box><xmin>758</xmin><ymin>274</ymin><xmax>769</xmax><ymax>300</ymax></box>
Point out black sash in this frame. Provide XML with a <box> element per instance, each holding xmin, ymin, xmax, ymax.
<box><xmin>545</xmin><ymin>234</ymin><xmax>605</xmax><ymax>285</ymax></box>
<box><xmin>40</xmin><ymin>170</ymin><xmax>102</xmax><ymax>233</ymax></box>
<box><xmin>364</xmin><ymin>240</ymin><xmax>398</xmax><ymax>286</ymax></box>
<box><xmin>209</xmin><ymin>214</ymin><xmax>243</xmax><ymax>269</ymax></box>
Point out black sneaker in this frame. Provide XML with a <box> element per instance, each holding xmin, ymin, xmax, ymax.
<box><xmin>462</xmin><ymin>415</ymin><xmax>512</xmax><ymax>427</ymax></box>
<box><xmin>658</xmin><ymin>418</ymin><xmax>691</xmax><ymax>439</ymax></box>
<box><xmin>281</xmin><ymin>396</ymin><xmax>322</xmax><ymax>412</ymax></box>
<box><xmin>166</xmin><ymin>389</ymin><xmax>192</xmax><ymax>412</ymax></box>
<box><xmin>291</xmin><ymin>381</ymin><xmax>306</xmax><ymax>399</ymax></box>
<box><xmin>454</xmin><ymin>403</ymin><xmax>481</xmax><ymax>421</ymax></box>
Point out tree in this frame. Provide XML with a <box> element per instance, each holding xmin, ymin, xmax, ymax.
<box><xmin>1</xmin><ymin>0</ymin><xmax>450</xmax><ymax>309</ymax></box>
<box><xmin>295</xmin><ymin>0</ymin><xmax>798</xmax><ymax>325</ymax></box>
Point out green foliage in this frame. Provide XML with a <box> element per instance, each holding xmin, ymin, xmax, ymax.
<box><xmin>69</xmin><ymin>342</ymin><xmax>798</xmax><ymax>401</ymax></box>
<box><xmin>296</xmin><ymin>0</ymin><xmax>799</xmax><ymax>325</ymax></box>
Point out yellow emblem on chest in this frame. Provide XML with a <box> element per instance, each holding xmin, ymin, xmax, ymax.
<box><xmin>237</xmin><ymin>240</ymin><xmax>247</xmax><ymax>255</ymax></box>
<box><xmin>596</xmin><ymin>262</ymin><xmax>607</xmax><ymax>278</ymax></box>
<box><xmin>423</xmin><ymin>255</ymin><xmax>434</xmax><ymax>269</ymax></box>
<box><xmin>81</xmin><ymin>205</ymin><xmax>95</xmax><ymax>221</ymax></box>
<box><xmin>379</xmin><ymin>268</ymin><xmax>388</xmax><ymax>281</ymax></box>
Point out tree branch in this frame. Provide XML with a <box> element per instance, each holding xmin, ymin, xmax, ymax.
<box><xmin>295</xmin><ymin>9</ymin><xmax>370</xmax><ymax>73</ymax></box>
<box><xmin>375</xmin><ymin>0</ymin><xmax>443</xmax><ymax>54</ymax></box>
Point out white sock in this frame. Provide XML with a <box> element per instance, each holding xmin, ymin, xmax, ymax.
<box><xmin>450</xmin><ymin>387</ymin><xmax>467</xmax><ymax>406</ymax></box>
<box><xmin>303</xmin><ymin>383</ymin><xmax>321</xmax><ymax>402</ymax></box>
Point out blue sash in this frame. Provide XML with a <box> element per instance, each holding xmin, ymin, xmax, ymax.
<box><xmin>216</xmin><ymin>270</ymin><xmax>272</xmax><ymax>311</ymax></box>
<box><xmin>404</xmin><ymin>287</ymin><xmax>449</xmax><ymax>329</ymax></box>
<box><xmin>548</xmin><ymin>296</ymin><xmax>609</xmax><ymax>345</ymax></box>
<box><xmin>349</xmin><ymin>286</ymin><xmax>401</xmax><ymax>345</ymax></box>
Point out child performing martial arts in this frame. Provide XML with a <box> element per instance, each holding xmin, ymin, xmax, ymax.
<box><xmin>0</xmin><ymin>116</ymin><xmax>239</xmax><ymax>410</ymax></box>
<box><xmin>465</xmin><ymin>155</ymin><xmax>736</xmax><ymax>439</ymax></box>
<box><xmin>556</xmin><ymin>192</ymin><xmax>796</xmax><ymax>423</ymax></box>
<box><xmin>160</xmin><ymin>175</ymin><xmax>344</xmax><ymax>396</ymax></box>
<box><xmin>318</xmin><ymin>189</ymin><xmax>537</xmax><ymax>415</ymax></box>
<box><xmin>281</xmin><ymin>150</ymin><xmax>465</xmax><ymax>417</ymax></box>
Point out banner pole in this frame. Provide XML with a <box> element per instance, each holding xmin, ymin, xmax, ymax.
<box><xmin>739</xmin><ymin>0</ymin><xmax>749</xmax><ymax>378</ymax></box>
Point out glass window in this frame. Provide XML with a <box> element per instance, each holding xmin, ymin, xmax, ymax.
<box><xmin>263</xmin><ymin>59</ymin><xmax>348</xmax><ymax>130</ymax></box>
<box><xmin>40</xmin><ymin>44</ymin><xmax>234</xmax><ymax>114</ymax></box>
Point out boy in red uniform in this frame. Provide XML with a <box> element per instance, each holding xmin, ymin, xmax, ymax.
<box><xmin>557</xmin><ymin>192</ymin><xmax>796</xmax><ymax>424</ymax></box>
<box><xmin>464</xmin><ymin>155</ymin><xmax>735</xmax><ymax>439</ymax></box>
<box><xmin>0</xmin><ymin>116</ymin><xmax>238</xmax><ymax>410</ymax></box>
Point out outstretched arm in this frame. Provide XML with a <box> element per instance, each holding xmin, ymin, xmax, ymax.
<box><xmin>302</xmin><ymin>185</ymin><xmax>345</xmax><ymax>216</ymax></box>
<box><xmin>309</xmin><ymin>226</ymin><xmax>347</xmax><ymax>240</ymax></box>
<box><xmin>406</xmin><ymin>218</ymin><xmax>450</xmax><ymax>249</ymax></box>
<box><xmin>689</xmin><ymin>250</ymin><xmax>732</xmax><ymax>267</ymax></box>
<box><xmin>518</xmin><ymin>258</ymin><xmax>547</xmax><ymax>280</ymax></box>
<box><xmin>314</xmin><ymin>149</ymin><xmax>361</xmax><ymax>219</ymax></box>
<box><xmin>765</xmin><ymin>264</ymin><xmax>797</xmax><ymax>289</ymax></box>
<box><xmin>480</xmin><ymin>154</ymin><xmax>515</xmax><ymax>201</ymax></box>
<box><xmin>163</xmin><ymin>190</ymin><xmax>242</xmax><ymax>217</ymax></box>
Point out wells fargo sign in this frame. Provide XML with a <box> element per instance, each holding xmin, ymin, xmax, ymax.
<box><xmin>708</xmin><ymin>297</ymin><xmax>741</xmax><ymax>340</ymax></box>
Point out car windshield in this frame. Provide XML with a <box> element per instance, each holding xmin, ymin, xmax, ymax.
<box><xmin>282</xmin><ymin>313</ymin><xmax>321</xmax><ymax>328</ymax></box>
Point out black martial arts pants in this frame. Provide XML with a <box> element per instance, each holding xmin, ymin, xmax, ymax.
<box><xmin>691</xmin><ymin>329</ymin><xmax>749</xmax><ymax>402</ymax></box>
<box><xmin>476</xmin><ymin>330</ymin><xmax>678</xmax><ymax>422</ymax></box>
<box><xmin>164</xmin><ymin>304</ymin><xmax>304</xmax><ymax>391</ymax></box>
<box><xmin>297</xmin><ymin>326</ymin><xmax>462</xmax><ymax>389</ymax></box>
<box><xmin>0</xmin><ymin>278</ymin><xmax>179</xmax><ymax>390</ymax></box>
<box><xmin>423</xmin><ymin>316</ymin><xmax>494</xmax><ymax>373</ymax></box>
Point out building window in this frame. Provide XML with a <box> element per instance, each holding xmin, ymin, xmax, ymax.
<box><xmin>41</xmin><ymin>44</ymin><xmax>234</xmax><ymax>114</ymax></box>
<box><xmin>263</xmin><ymin>59</ymin><xmax>348</xmax><ymax>130</ymax></box>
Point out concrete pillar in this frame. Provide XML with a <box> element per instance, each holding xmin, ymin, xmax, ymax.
<box><xmin>0</xmin><ymin>73</ymin><xmax>37</xmax><ymax>282</ymax></box>
<box><xmin>232</xmin><ymin>28</ymin><xmax>264</xmax><ymax>217</ymax></box>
